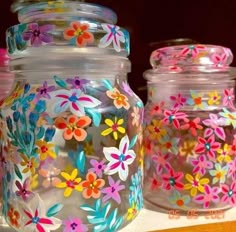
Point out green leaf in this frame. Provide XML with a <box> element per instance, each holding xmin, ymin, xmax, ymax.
<box><xmin>14</xmin><ymin>165</ymin><xmax>23</xmax><ymax>180</ymax></box>
<box><xmin>46</xmin><ymin>203</ymin><xmax>63</xmax><ymax>217</ymax></box>
<box><xmin>76</xmin><ymin>151</ymin><xmax>86</xmax><ymax>174</ymax></box>
<box><xmin>129</xmin><ymin>135</ymin><xmax>138</xmax><ymax>149</ymax></box>
<box><xmin>102</xmin><ymin>79</ymin><xmax>113</xmax><ymax>90</ymax></box>
<box><xmin>53</xmin><ymin>75</ymin><xmax>67</xmax><ymax>88</ymax></box>
<box><xmin>85</xmin><ymin>109</ymin><xmax>101</xmax><ymax>127</ymax></box>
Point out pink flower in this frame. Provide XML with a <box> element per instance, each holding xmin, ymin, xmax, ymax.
<box><xmin>202</xmin><ymin>114</ymin><xmax>226</xmax><ymax>140</ymax></box>
<box><xmin>149</xmin><ymin>173</ymin><xmax>162</xmax><ymax>191</ymax></box>
<box><xmin>163</xmin><ymin>109</ymin><xmax>187</xmax><ymax>129</ymax></box>
<box><xmin>162</xmin><ymin>168</ymin><xmax>184</xmax><ymax>191</ymax></box>
<box><xmin>88</xmin><ymin>159</ymin><xmax>106</xmax><ymax>178</ymax></box>
<box><xmin>223</xmin><ymin>88</ymin><xmax>235</xmax><ymax>109</ymax></box>
<box><xmin>195</xmin><ymin>135</ymin><xmax>221</xmax><ymax>160</ymax></box>
<box><xmin>212</xmin><ymin>53</ymin><xmax>227</xmax><ymax>66</ymax></box>
<box><xmin>63</xmin><ymin>217</ymin><xmax>88</xmax><ymax>232</ymax></box>
<box><xmin>150</xmin><ymin>102</ymin><xmax>165</xmax><ymax>116</ymax></box>
<box><xmin>193</xmin><ymin>184</ymin><xmax>220</xmax><ymax>208</ymax></box>
<box><xmin>221</xmin><ymin>182</ymin><xmax>236</xmax><ymax>206</ymax></box>
<box><xmin>228</xmin><ymin>158</ymin><xmax>236</xmax><ymax>180</ymax></box>
<box><xmin>38</xmin><ymin>167</ymin><xmax>61</xmax><ymax>188</ymax></box>
<box><xmin>15</xmin><ymin>178</ymin><xmax>33</xmax><ymax>201</ymax></box>
<box><xmin>152</xmin><ymin>152</ymin><xmax>171</xmax><ymax>174</ymax></box>
<box><xmin>102</xmin><ymin>176</ymin><xmax>125</xmax><ymax>203</ymax></box>
<box><xmin>181</xmin><ymin>117</ymin><xmax>202</xmax><ymax>136</ymax></box>
<box><xmin>180</xmin><ymin>45</ymin><xmax>206</xmax><ymax>58</ymax></box>
<box><xmin>190</xmin><ymin>155</ymin><xmax>213</xmax><ymax>176</ymax></box>
<box><xmin>170</xmin><ymin>93</ymin><xmax>187</xmax><ymax>108</ymax></box>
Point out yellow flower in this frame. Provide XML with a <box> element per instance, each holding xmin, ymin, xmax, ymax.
<box><xmin>208</xmin><ymin>91</ymin><xmax>221</xmax><ymax>105</ymax></box>
<box><xmin>179</xmin><ymin>140</ymin><xmax>196</xmax><ymax>157</ymax></box>
<box><xmin>56</xmin><ymin>169</ymin><xmax>82</xmax><ymax>197</ymax></box>
<box><xmin>30</xmin><ymin>174</ymin><xmax>39</xmax><ymax>190</ymax></box>
<box><xmin>101</xmin><ymin>117</ymin><xmax>126</xmax><ymax>140</ymax></box>
<box><xmin>217</xmin><ymin>144</ymin><xmax>232</xmax><ymax>163</ymax></box>
<box><xmin>20</xmin><ymin>154</ymin><xmax>39</xmax><ymax>174</ymax></box>
<box><xmin>184</xmin><ymin>173</ymin><xmax>209</xmax><ymax>197</ymax></box>
<box><xmin>126</xmin><ymin>203</ymin><xmax>138</xmax><ymax>221</ymax></box>
<box><xmin>36</xmin><ymin>140</ymin><xmax>57</xmax><ymax>160</ymax></box>
<box><xmin>147</xmin><ymin>119</ymin><xmax>166</xmax><ymax>141</ymax></box>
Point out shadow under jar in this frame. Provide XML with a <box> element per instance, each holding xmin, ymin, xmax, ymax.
<box><xmin>1</xmin><ymin>1</ymin><xmax>144</xmax><ymax>232</ymax></box>
<box><xmin>143</xmin><ymin>44</ymin><xmax>236</xmax><ymax>212</ymax></box>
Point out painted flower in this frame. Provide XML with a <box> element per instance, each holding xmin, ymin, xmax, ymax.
<box><xmin>149</xmin><ymin>173</ymin><xmax>162</xmax><ymax>191</ymax></box>
<box><xmin>180</xmin><ymin>117</ymin><xmax>202</xmax><ymax>136</ymax></box>
<box><xmin>63</xmin><ymin>22</ymin><xmax>94</xmax><ymax>47</ymax></box>
<box><xmin>39</xmin><ymin>166</ymin><xmax>61</xmax><ymax>188</ymax></box>
<box><xmin>101</xmin><ymin>117</ymin><xmax>125</xmax><ymax>140</ymax></box>
<box><xmin>219</xmin><ymin>108</ymin><xmax>236</xmax><ymax>128</ymax></box>
<box><xmin>150</xmin><ymin>101</ymin><xmax>165</xmax><ymax>116</ymax></box>
<box><xmin>228</xmin><ymin>158</ymin><xmax>236</xmax><ymax>180</ymax></box>
<box><xmin>163</xmin><ymin>109</ymin><xmax>187</xmax><ymax>129</ymax></box>
<box><xmin>15</xmin><ymin>178</ymin><xmax>33</xmax><ymax>201</ymax></box>
<box><xmin>159</xmin><ymin>136</ymin><xmax>180</xmax><ymax>155</ymax></box>
<box><xmin>36</xmin><ymin>81</ymin><xmax>55</xmax><ymax>99</ymax></box>
<box><xmin>208</xmin><ymin>91</ymin><xmax>221</xmax><ymax>105</ymax></box>
<box><xmin>7</xmin><ymin>206</ymin><xmax>20</xmax><ymax>228</ymax></box>
<box><xmin>217</xmin><ymin>144</ymin><xmax>232</xmax><ymax>163</ymax></box>
<box><xmin>66</xmin><ymin>76</ymin><xmax>89</xmax><ymax>90</ymax></box>
<box><xmin>103</xmin><ymin>135</ymin><xmax>136</xmax><ymax>181</ymax></box>
<box><xmin>193</xmin><ymin>184</ymin><xmax>220</xmax><ymax>208</ymax></box>
<box><xmin>99</xmin><ymin>24</ymin><xmax>125</xmax><ymax>52</ymax></box>
<box><xmin>20</xmin><ymin>154</ymin><xmax>39</xmax><ymax>174</ymax></box>
<box><xmin>168</xmin><ymin>191</ymin><xmax>191</xmax><ymax>210</ymax></box>
<box><xmin>187</xmin><ymin>90</ymin><xmax>207</xmax><ymax>110</ymax></box>
<box><xmin>131</xmin><ymin>106</ymin><xmax>140</xmax><ymax>127</ymax></box>
<box><xmin>221</xmin><ymin>182</ymin><xmax>236</xmax><ymax>206</ymax></box>
<box><xmin>36</xmin><ymin>140</ymin><xmax>57</xmax><ymax>160</ymax></box>
<box><xmin>146</xmin><ymin>119</ymin><xmax>166</xmax><ymax>141</ymax></box>
<box><xmin>80</xmin><ymin>172</ymin><xmax>105</xmax><ymax>199</ymax></box>
<box><xmin>106</xmin><ymin>88</ymin><xmax>130</xmax><ymax>110</ymax></box>
<box><xmin>53</xmin><ymin>89</ymin><xmax>101</xmax><ymax>116</ymax></box>
<box><xmin>195</xmin><ymin>135</ymin><xmax>221</xmax><ymax>160</ymax></box>
<box><xmin>22</xmin><ymin>24</ymin><xmax>54</xmax><ymax>46</ymax></box>
<box><xmin>102</xmin><ymin>176</ymin><xmax>125</xmax><ymax>204</ymax></box>
<box><xmin>202</xmin><ymin>113</ymin><xmax>226</xmax><ymax>140</ymax></box>
<box><xmin>126</xmin><ymin>203</ymin><xmax>138</xmax><ymax>221</ymax></box>
<box><xmin>184</xmin><ymin>173</ymin><xmax>209</xmax><ymax>197</ymax></box>
<box><xmin>223</xmin><ymin>88</ymin><xmax>235</xmax><ymax>109</ymax></box>
<box><xmin>24</xmin><ymin>197</ymin><xmax>61</xmax><ymax>231</ymax></box>
<box><xmin>152</xmin><ymin>152</ymin><xmax>171</xmax><ymax>174</ymax></box>
<box><xmin>212</xmin><ymin>53</ymin><xmax>227</xmax><ymax>66</ymax></box>
<box><xmin>180</xmin><ymin>44</ymin><xmax>205</xmax><ymax>58</ymax></box>
<box><xmin>230</xmin><ymin>136</ymin><xmax>236</xmax><ymax>155</ymax></box>
<box><xmin>55</xmin><ymin>115</ymin><xmax>91</xmax><ymax>142</ymax></box>
<box><xmin>63</xmin><ymin>217</ymin><xmax>88</xmax><ymax>232</ymax></box>
<box><xmin>179</xmin><ymin>140</ymin><xmax>196</xmax><ymax>157</ymax></box>
<box><xmin>162</xmin><ymin>168</ymin><xmax>184</xmax><ymax>191</ymax></box>
<box><xmin>209</xmin><ymin>163</ymin><xmax>228</xmax><ymax>184</ymax></box>
<box><xmin>170</xmin><ymin>93</ymin><xmax>187</xmax><ymax>108</ymax></box>
<box><xmin>56</xmin><ymin>168</ymin><xmax>82</xmax><ymax>197</ymax></box>
<box><xmin>190</xmin><ymin>155</ymin><xmax>213</xmax><ymax>176</ymax></box>
<box><xmin>88</xmin><ymin>159</ymin><xmax>106</xmax><ymax>178</ymax></box>
<box><xmin>30</xmin><ymin>174</ymin><xmax>39</xmax><ymax>190</ymax></box>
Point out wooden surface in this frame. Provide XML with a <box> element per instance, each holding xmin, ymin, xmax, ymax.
<box><xmin>153</xmin><ymin>220</ymin><xmax>236</xmax><ymax>232</ymax></box>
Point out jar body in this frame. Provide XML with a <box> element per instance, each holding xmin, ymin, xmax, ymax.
<box><xmin>143</xmin><ymin>45</ymin><xmax>236</xmax><ymax>212</ymax></box>
<box><xmin>1</xmin><ymin>66</ymin><xmax>144</xmax><ymax>231</ymax></box>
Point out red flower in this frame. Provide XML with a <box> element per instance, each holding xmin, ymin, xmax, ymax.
<box><xmin>163</xmin><ymin>109</ymin><xmax>187</xmax><ymax>129</ymax></box>
<box><xmin>162</xmin><ymin>168</ymin><xmax>184</xmax><ymax>190</ymax></box>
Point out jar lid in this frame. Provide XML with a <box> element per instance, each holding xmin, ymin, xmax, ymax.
<box><xmin>149</xmin><ymin>44</ymin><xmax>233</xmax><ymax>73</ymax></box>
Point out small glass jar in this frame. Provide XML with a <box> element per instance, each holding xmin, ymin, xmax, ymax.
<box><xmin>2</xmin><ymin>1</ymin><xmax>144</xmax><ymax>231</ymax></box>
<box><xmin>143</xmin><ymin>44</ymin><xmax>236</xmax><ymax>212</ymax></box>
<box><xmin>0</xmin><ymin>49</ymin><xmax>14</xmax><ymax>226</ymax></box>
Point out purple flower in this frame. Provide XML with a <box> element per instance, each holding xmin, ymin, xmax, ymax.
<box><xmin>102</xmin><ymin>176</ymin><xmax>125</xmax><ymax>203</ymax></box>
<box><xmin>63</xmin><ymin>217</ymin><xmax>88</xmax><ymax>232</ymax></box>
<box><xmin>88</xmin><ymin>159</ymin><xmax>106</xmax><ymax>178</ymax></box>
<box><xmin>15</xmin><ymin>178</ymin><xmax>33</xmax><ymax>201</ymax></box>
<box><xmin>193</xmin><ymin>184</ymin><xmax>220</xmax><ymax>208</ymax></box>
<box><xmin>36</xmin><ymin>81</ymin><xmax>56</xmax><ymax>99</ymax></box>
<box><xmin>189</xmin><ymin>155</ymin><xmax>213</xmax><ymax>176</ymax></box>
<box><xmin>122</xmin><ymin>81</ymin><xmax>133</xmax><ymax>96</ymax></box>
<box><xmin>66</xmin><ymin>76</ymin><xmax>89</xmax><ymax>91</ymax></box>
<box><xmin>221</xmin><ymin>182</ymin><xmax>236</xmax><ymax>206</ymax></box>
<box><xmin>22</xmin><ymin>24</ymin><xmax>55</xmax><ymax>46</ymax></box>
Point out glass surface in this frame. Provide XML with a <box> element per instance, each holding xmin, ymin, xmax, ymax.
<box><xmin>143</xmin><ymin>44</ymin><xmax>236</xmax><ymax>212</ymax></box>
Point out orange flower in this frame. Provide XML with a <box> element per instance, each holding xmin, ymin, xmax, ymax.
<box><xmin>80</xmin><ymin>172</ymin><xmax>105</xmax><ymax>199</ymax></box>
<box><xmin>64</xmin><ymin>21</ymin><xmax>94</xmax><ymax>47</ymax></box>
<box><xmin>106</xmin><ymin>88</ymin><xmax>130</xmax><ymax>110</ymax></box>
<box><xmin>55</xmin><ymin>115</ymin><xmax>91</xmax><ymax>142</ymax></box>
<box><xmin>7</xmin><ymin>206</ymin><xmax>20</xmax><ymax>228</ymax></box>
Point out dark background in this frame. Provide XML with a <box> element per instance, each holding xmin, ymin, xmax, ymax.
<box><xmin>1</xmin><ymin>0</ymin><xmax>236</xmax><ymax>103</ymax></box>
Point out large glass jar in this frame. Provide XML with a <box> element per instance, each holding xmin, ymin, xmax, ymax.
<box><xmin>1</xmin><ymin>1</ymin><xmax>144</xmax><ymax>231</ymax></box>
<box><xmin>143</xmin><ymin>44</ymin><xmax>236</xmax><ymax>212</ymax></box>
<box><xmin>0</xmin><ymin>48</ymin><xmax>14</xmax><ymax>226</ymax></box>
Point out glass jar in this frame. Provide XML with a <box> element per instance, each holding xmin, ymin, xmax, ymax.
<box><xmin>143</xmin><ymin>44</ymin><xmax>236</xmax><ymax>212</ymax></box>
<box><xmin>2</xmin><ymin>1</ymin><xmax>144</xmax><ymax>232</ymax></box>
<box><xmin>0</xmin><ymin>48</ymin><xmax>14</xmax><ymax>226</ymax></box>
